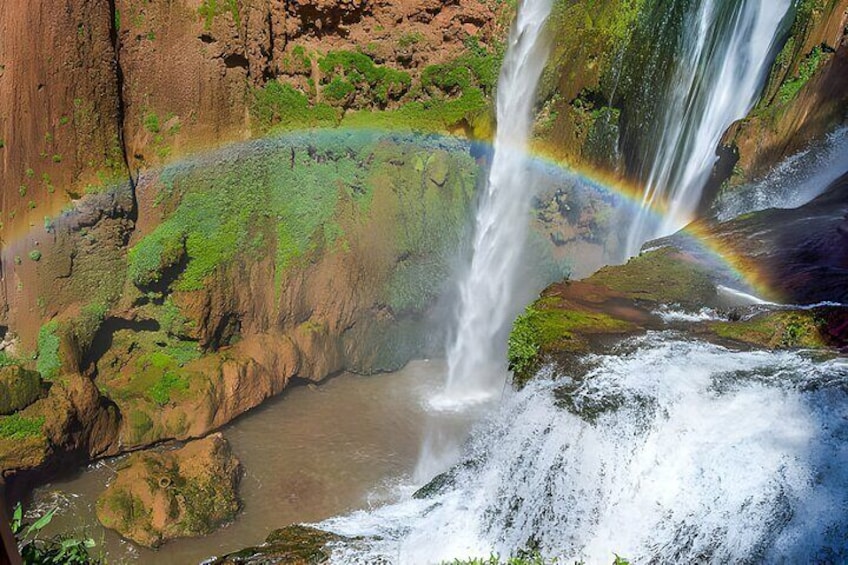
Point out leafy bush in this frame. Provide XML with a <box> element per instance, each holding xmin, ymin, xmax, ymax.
<box><xmin>318</xmin><ymin>50</ymin><xmax>412</xmax><ymax>107</ymax></box>
<box><xmin>251</xmin><ymin>82</ymin><xmax>339</xmax><ymax>130</ymax></box>
<box><xmin>507</xmin><ymin>308</ymin><xmax>542</xmax><ymax>381</ymax></box>
<box><xmin>10</xmin><ymin>503</ymin><xmax>100</xmax><ymax>564</ymax></box>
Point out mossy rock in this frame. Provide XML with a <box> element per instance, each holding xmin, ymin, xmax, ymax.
<box><xmin>211</xmin><ymin>525</ymin><xmax>341</xmax><ymax>565</ymax></box>
<box><xmin>508</xmin><ymin>294</ymin><xmax>636</xmax><ymax>387</ymax></box>
<box><xmin>586</xmin><ymin>247</ymin><xmax>716</xmax><ymax>307</ymax></box>
<box><xmin>709</xmin><ymin>309</ymin><xmax>833</xmax><ymax>350</ymax></box>
<box><xmin>96</xmin><ymin>433</ymin><xmax>241</xmax><ymax>548</ymax></box>
<box><xmin>0</xmin><ymin>366</ymin><xmax>46</xmax><ymax>415</ymax></box>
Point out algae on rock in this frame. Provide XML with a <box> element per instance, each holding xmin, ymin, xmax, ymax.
<box><xmin>96</xmin><ymin>433</ymin><xmax>241</xmax><ymax>548</ymax></box>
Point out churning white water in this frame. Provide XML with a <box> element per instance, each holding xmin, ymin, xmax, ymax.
<box><xmin>321</xmin><ymin>334</ymin><xmax>848</xmax><ymax>564</ymax></box>
<box><xmin>625</xmin><ymin>0</ymin><xmax>792</xmax><ymax>255</ymax></box>
<box><xmin>439</xmin><ymin>0</ymin><xmax>554</xmax><ymax>403</ymax></box>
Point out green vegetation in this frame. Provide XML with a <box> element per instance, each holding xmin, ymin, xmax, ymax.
<box><xmin>508</xmin><ymin>297</ymin><xmax>633</xmax><ymax>386</ymax></box>
<box><xmin>711</xmin><ymin>310</ymin><xmax>828</xmax><ymax>349</ymax></box>
<box><xmin>67</xmin><ymin>302</ymin><xmax>108</xmax><ymax>354</ymax></box>
<box><xmin>776</xmin><ymin>46</ymin><xmax>825</xmax><ymax>103</ymax></box>
<box><xmin>319</xmin><ymin>50</ymin><xmax>412</xmax><ymax>107</ymax></box>
<box><xmin>253</xmin><ymin>45</ymin><xmax>500</xmax><ymax>133</ymax></box>
<box><xmin>198</xmin><ymin>0</ymin><xmax>240</xmax><ymax>30</ymax></box>
<box><xmin>0</xmin><ymin>351</ymin><xmax>21</xmax><ymax>368</ymax></box>
<box><xmin>0</xmin><ymin>413</ymin><xmax>45</xmax><ymax>439</ymax></box>
<box><xmin>28</xmin><ymin>249</ymin><xmax>42</xmax><ymax>261</ymax></box>
<box><xmin>11</xmin><ymin>503</ymin><xmax>100</xmax><ymax>564</ymax></box>
<box><xmin>0</xmin><ymin>366</ymin><xmax>44</xmax><ymax>415</ymax></box>
<box><xmin>508</xmin><ymin>309</ymin><xmax>542</xmax><ymax>380</ymax></box>
<box><xmin>251</xmin><ymin>82</ymin><xmax>340</xmax><ymax>131</ymax></box>
<box><xmin>146</xmin><ymin>369</ymin><xmax>190</xmax><ymax>406</ymax></box>
<box><xmin>36</xmin><ymin>320</ymin><xmax>61</xmax><ymax>380</ymax></box>
<box><xmin>143</xmin><ymin>112</ymin><xmax>160</xmax><ymax>134</ymax></box>
<box><xmin>129</xmin><ymin>134</ymin><xmax>475</xmax><ymax>296</ymax></box>
<box><xmin>588</xmin><ymin>247</ymin><xmax>716</xmax><ymax>306</ymax></box>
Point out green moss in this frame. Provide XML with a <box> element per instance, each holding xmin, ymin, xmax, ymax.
<box><xmin>36</xmin><ymin>321</ymin><xmax>61</xmax><ymax>380</ymax></box>
<box><xmin>0</xmin><ymin>414</ymin><xmax>45</xmax><ymax>440</ymax></box>
<box><xmin>251</xmin><ymin>82</ymin><xmax>340</xmax><ymax>131</ymax></box>
<box><xmin>710</xmin><ymin>311</ymin><xmax>828</xmax><ymax>349</ymax></box>
<box><xmin>130</xmin><ymin>133</ymin><xmax>475</xmax><ymax>297</ymax></box>
<box><xmin>28</xmin><ymin>250</ymin><xmax>41</xmax><ymax>262</ymax></box>
<box><xmin>143</xmin><ymin>112</ymin><xmax>160</xmax><ymax>134</ymax></box>
<box><xmin>146</xmin><ymin>371</ymin><xmax>190</xmax><ymax>406</ymax></box>
<box><xmin>508</xmin><ymin>298</ymin><xmax>633</xmax><ymax>386</ymax></box>
<box><xmin>126</xmin><ymin>410</ymin><xmax>154</xmax><ymax>442</ymax></box>
<box><xmin>0</xmin><ymin>367</ymin><xmax>44</xmax><ymax>415</ymax></box>
<box><xmin>587</xmin><ymin>247</ymin><xmax>716</xmax><ymax>306</ymax></box>
<box><xmin>0</xmin><ymin>352</ymin><xmax>21</xmax><ymax>368</ymax></box>
<box><xmin>318</xmin><ymin>50</ymin><xmax>412</xmax><ymax>107</ymax></box>
<box><xmin>198</xmin><ymin>0</ymin><xmax>239</xmax><ymax>30</ymax></box>
<box><xmin>776</xmin><ymin>46</ymin><xmax>825</xmax><ymax>103</ymax></box>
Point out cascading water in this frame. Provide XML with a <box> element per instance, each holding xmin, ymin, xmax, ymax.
<box><xmin>322</xmin><ymin>335</ymin><xmax>848</xmax><ymax>563</ymax></box>
<box><xmin>625</xmin><ymin>0</ymin><xmax>792</xmax><ymax>256</ymax></box>
<box><xmin>439</xmin><ymin>0</ymin><xmax>554</xmax><ymax>402</ymax></box>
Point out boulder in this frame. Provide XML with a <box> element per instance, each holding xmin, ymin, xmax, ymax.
<box><xmin>96</xmin><ymin>433</ymin><xmax>241</xmax><ymax>547</ymax></box>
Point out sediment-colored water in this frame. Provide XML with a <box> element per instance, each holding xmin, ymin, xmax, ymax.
<box><xmin>30</xmin><ymin>360</ymin><xmax>482</xmax><ymax>565</ymax></box>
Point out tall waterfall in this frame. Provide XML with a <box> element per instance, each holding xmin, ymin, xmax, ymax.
<box><xmin>441</xmin><ymin>0</ymin><xmax>554</xmax><ymax>402</ymax></box>
<box><xmin>625</xmin><ymin>0</ymin><xmax>792</xmax><ymax>256</ymax></box>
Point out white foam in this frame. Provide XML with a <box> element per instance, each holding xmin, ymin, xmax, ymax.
<box><xmin>321</xmin><ymin>334</ymin><xmax>848</xmax><ymax>564</ymax></box>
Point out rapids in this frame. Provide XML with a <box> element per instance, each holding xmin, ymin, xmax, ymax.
<box><xmin>321</xmin><ymin>334</ymin><xmax>848</xmax><ymax>564</ymax></box>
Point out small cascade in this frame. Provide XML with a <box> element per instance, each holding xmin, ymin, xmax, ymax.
<box><xmin>440</xmin><ymin>0</ymin><xmax>554</xmax><ymax>404</ymax></box>
<box><xmin>625</xmin><ymin>0</ymin><xmax>792</xmax><ymax>256</ymax></box>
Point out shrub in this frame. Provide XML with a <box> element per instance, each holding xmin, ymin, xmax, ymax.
<box><xmin>28</xmin><ymin>250</ymin><xmax>42</xmax><ymax>262</ymax></box>
<box><xmin>11</xmin><ymin>503</ymin><xmax>100</xmax><ymax>564</ymax></box>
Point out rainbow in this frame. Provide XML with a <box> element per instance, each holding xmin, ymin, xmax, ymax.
<box><xmin>1</xmin><ymin>126</ymin><xmax>779</xmax><ymax>302</ymax></box>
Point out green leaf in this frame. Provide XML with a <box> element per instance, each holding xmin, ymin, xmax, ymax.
<box><xmin>11</xmin><ymin>502</ymin><xmax>22</xmax><ymax>534</ymax></box>
<box><xmin>24</xmin><ymin>507</ymin><xmax>56</xmax><ymax>537</ymax></box>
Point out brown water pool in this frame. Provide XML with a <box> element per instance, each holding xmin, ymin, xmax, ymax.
<box><xmin>30</xmin><ymin>359</ymin><xmax>482</xmax><ymax>564</ymax></box>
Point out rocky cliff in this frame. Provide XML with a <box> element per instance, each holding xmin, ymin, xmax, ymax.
<box><xmin>1</xmin><ymin>0</ymin><xmax>847</xmax><ymax>539</ymax></box>
<box><xmin>0</xmin><ymin>0</ymin><xmax>514</xmax><ymax>491</ymax></box>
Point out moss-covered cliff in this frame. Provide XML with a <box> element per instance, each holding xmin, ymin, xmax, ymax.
<box><xmin>0</xmin><ymin>132</ymin><xmax>479</xmax><ymax>485</ymax></box>
<box><xmin>535</xmin><ymin>0</ymin><xmax>847</xmax><ymax>192</ymax></box>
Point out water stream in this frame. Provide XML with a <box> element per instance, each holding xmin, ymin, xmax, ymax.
<box><xmin>625</xmin><ymin>0</ymin><xmax>792</xmax><ymax>255</ymax></box>
<box><xmin>441</xmin><ymin>0</ymin><xmax>554</xmax><ymax>402</ymax></box>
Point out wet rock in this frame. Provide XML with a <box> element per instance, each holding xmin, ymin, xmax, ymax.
<box><xmin>96</xmin><ymin>433</ymin><xmax>241</xmax><ymax>548</ymax></box>
<box><xmin>209</xmin><ymin>524</ymin><xmax>341</xmax><ymax>564</ymax></box>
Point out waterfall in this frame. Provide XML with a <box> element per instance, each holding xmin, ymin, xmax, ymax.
<box><xmin>440</xmin><ymin>0</ymin><xmax>554</xmax><ymax>403</ymax></box>
<box><xmin>321</xmin><ymin>335</ymin><xmax>848</xmax><ymax>563</ymax></box>
<box><xmin>625</xmin><ymin>0</ymin><xmax>792</xmax><ymax>256</ymax></box>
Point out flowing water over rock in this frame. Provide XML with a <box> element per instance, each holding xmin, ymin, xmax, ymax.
<box><xmin>625</xmin><ymin>0</ymin><xmax>792</xmax><ymax>255</ymax></box>
<box><xmin>712</xmin><ymin>125</ymin><xmax>848</xmax><ymax>221</ymax></box>
<box><xmin>441</xmin><ymin>0</ymin><xmax>554</xmax><ymax>402</ymax></box>
<box><xmin>321</xmin><ymin>335</ymin><xmax>848</xmax><ymax>563</ymax></box>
